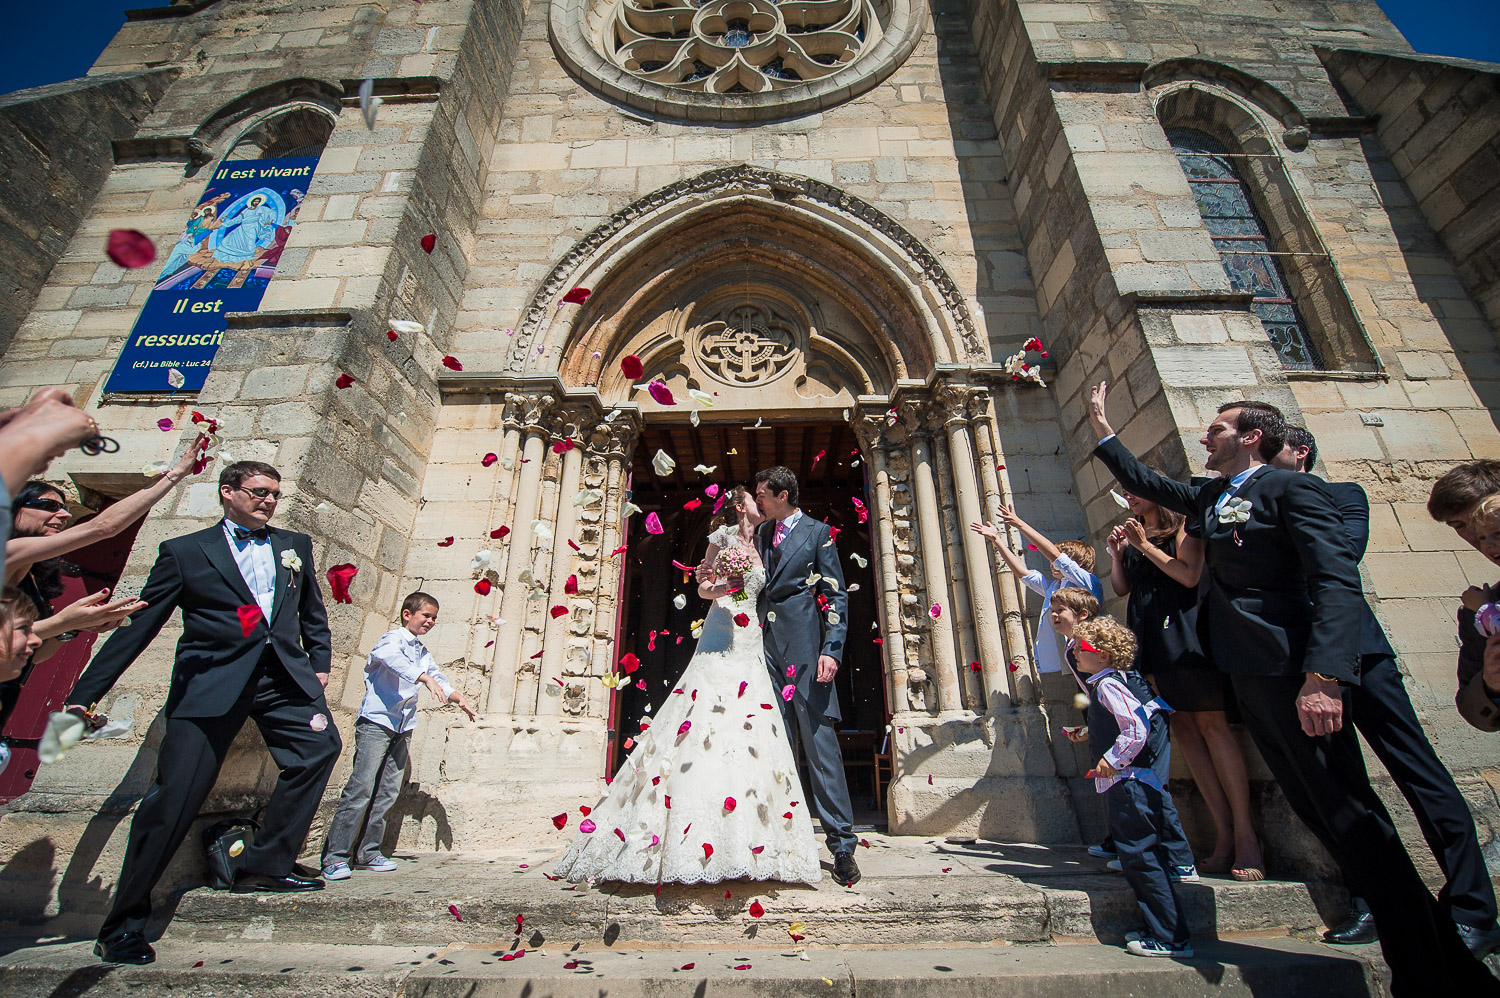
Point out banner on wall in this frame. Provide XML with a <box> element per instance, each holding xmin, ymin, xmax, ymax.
<box><xmin>103</xmin><ymin>155</ymin><xmax>319</xmax><ymax>395</ymax></box>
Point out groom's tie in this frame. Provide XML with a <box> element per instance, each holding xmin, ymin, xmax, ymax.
<box><xmin>773</xmin><ymin>520</ymin><xmax>790</xmax><ymax>547</ymax></box>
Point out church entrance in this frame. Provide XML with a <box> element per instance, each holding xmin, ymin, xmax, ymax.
<box><xmin>609</xmin><ymin>416</ymin><xmax>888</xmax><ymax>816</ymax></box>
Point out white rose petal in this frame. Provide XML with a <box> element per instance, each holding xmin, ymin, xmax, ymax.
<box><xmin>690</xmin><ymin>410</ymin><xmax>700</xmax><ymax>428</ymax></box>
<box><xmin>471</xmin><ymin>549</ymin><xmax>492</xmax><ymax>573</ymax></box>
<box><xmin>805</xmin><ymin>573</ymin><xmax>822</xmax><ymax>586</ymax></box>
<box><xmin>358</xmin><ymin>78</ymin><xmax>381</xmax><ymax>128</ymax></box>
<box><xmin>166</xmin><ymin>368</ymin><xmax>186</xmax><ymax>389</ymax></box>
<box><xmin>850</xmin><ymin>552</ymin><xmax>868</xmax><ymax>568</ymax></box>
<box><xmin>310</xmin><ymin>713</ymin><xmax>328</xmax><ymax>732</ymax></box>
<box><xmin>673</xmin><ymin>594</ymin><xmax>687</xmax><ymax>609</ymax></box>
<box><xmin>314</xmin><ymin>501</ymin><xmax>331</xmax><ymax>512</ymax></box>
<box><xmin>693</xmin><ymin>464</ymin><xmax>717</xmax><ymax>475</ymax></box>
<box><xmin>827</xmin><ymin>612</ymin><xmax>841</xmax><ymax>625</ymax></box>
<box><xmin>1110</xmin><ymin>489</ymin><xmax>1130</xmax><ymax>509</ymax></box>
<box><xmin>622</xmin><ymin>501</ymin><xmax>642</xmax><ymax>519</ymax></box>
<box><xmin>604</xmin><ymin>408</ymin><xmax>622</xmax><ymax>423</ymax></box>
<box><xmin>141</xmin><ymin>461</ymin><xmax>169</xmax><ymax>477</ymax></box>
<box><xmin>848</xmin><ymin>583</ymin><xmax>860</xmax><ymax>592</ymax></box>
<box><xmin>651</xmin><ymin>449</ymin><xmax>676</xmax><ymax>476</ymax></box>
<box><xmin>389</xmin><ymin>319</ymin><xmax>424</xmax><ymax>335</ymax></box>
<box><xmin>532</xmin><ymin>519</ymin><xmax>553</xmax><ymax>541</ymax></box>
<box><xmin>574</xmin><ymin>489</ymin><xmax>603</xmax><ymax>507</ymax></box>
<box><xmin>688</xmin><ymin>388</ymin><xmax>714</xmax><ymax>407</ymax></box>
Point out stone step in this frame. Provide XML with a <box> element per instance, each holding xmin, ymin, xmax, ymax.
<box><xmin>149</xmin><ymin>842</ymin><xmax>1334</xmax><ymax>948</ymax></box>
<box><xmin>0</xmin><ymin>937</ymin><xmax>1386</xmax><ymax>998</ymax></box>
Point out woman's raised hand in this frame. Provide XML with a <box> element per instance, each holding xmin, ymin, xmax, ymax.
<box><xmin>167</xmin><ymin>432</ymin><xmax>212</xmax><ymax>481</ymax></box>
<box><xmin>968</xmin><ymin>520</ymin><xmax>998</xmax><ymax>542</ymax></box>
<box><xmin>1122</xmin><ymin>517</ymin><xmax>1151</xmax><ymax>551</ymax></box>
<box><xmin>1106</xmin><ymin>525</ymin><xmax>1127</xmax><ymax>560</ymax></box>
<box><xmin>1087</xmin><ymin>382</ymin><xmax>1114</xmax><ymax>440</ymax></box>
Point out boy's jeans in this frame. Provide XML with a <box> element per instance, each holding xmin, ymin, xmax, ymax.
<box><xmin>322</xmin><ymin>717</ymin><xmax>410</xmax><ymax>867</ymax></box>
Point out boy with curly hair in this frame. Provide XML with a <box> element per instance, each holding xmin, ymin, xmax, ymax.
<box><xmin>1073</xmin><ymin>615</ymin><xmax>1192</xmax><ymax>958</ymax></box>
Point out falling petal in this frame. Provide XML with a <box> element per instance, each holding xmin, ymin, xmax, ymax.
<box><xmin>326</xmin><ymin>563</ymin><xmax>358</xmax><ymax>603</ymax></box>
<box><xmin>390</xmin><ymin>319</ymin><xmax>425</xmax><ymax>335</ymax></box>
<box><xmin>620</xmin><ymin>652</ymin><xmax>640</xmax><ymax>673</ymax></box>
<box><xmin>167</xmin><ymin>368</ymin><xmax>186</xmax><ymax>389</ymax></box>
<box><xmin>574</xmin><ymin>489</ymin><xmax>602</xmax><ymax>507</ymax></box>
<box><xmin>733</xmin><ymin>613</ymin><xmax>749</xmax><ymax>627</ymax></box>
<box><xmin>766</xmin><ymin>611</ymin><xmax>776</xmax><ymax>622</ymax></box>
<box><xmin>651</xmin><ymin>450</ymin><xmax>676</xmax><ymax>476</ymax></box>
<box><xmin>564</xmin><ymin>574</ymin><xmax>578</xmax><ymax>595</ymax></box>
<box><xmin>645</xmin><ymin>512</ymin><xmax>664</xmax><ymax>534</ymax></box>
<box><xmin>156</xmin><ymin>418</ymin><xmax>173</xmax><ymax>431</ymax></box>
<box><xmin>705</xmin><ymin>483</ymin><xmax>720</xmax><ymax>497</ymax></box>
<box><xmin>550</xmin><ymin>605</ymin><xmax>569</xmax><ymax>619</ymax></box>
<box><xmin>702</xmin><ymin>842</ymin><xmax>713</xmax><ymax>860</ymax></box>
<box><xmin>646</xmin><ymin>381</ymin><xmax>676</xmax><ymax>406</ymax></box>
<box><xmin>106</xmin><ymin>229</ymin><xmax>156</xmax><ymax>268</ymax></box>
<box><xmin>930</xmin><ymin>603</ymin><xmax>942</xmax><ymax>619</ymax></box>
<box><xmin>850</xmin><ymin>552</ymin><xmax>868</xmax><ymax>568</ymax></box>
<box><xmin>475</xmin><ymin>579</ymin><xmax>492</xmax><ymax>595</ymax></box>
<box><xmin>677</xmin><ymin>721</ymin><xmax>691</xmax><ymax>736</ymax></box>
<box><xmin>472</xmin><ymin>549</ymin><xmax>492</xmax><ymax>572</ymax></box>
<box><xmin>491</xmin><ymin>526</ymin><xmax>510</xmax><ymax>539</ymax></box>
<box><xmin>481</xmin><ymin>453</ymin><xmax>499</xmax><ymax>467</ymax></box>
<box><xmin>1110</xmin><ymin>489</ymin><xmax>1131</xmax><ymax>509</ymax></box>
<box><xmin>673</xmin><ymin>594</ymin><xmax>687</xmax><ymax>609</ymax></box>
<box><xmin>623</xmin><ymin>501</ymin><xmax>642</xmax><ymax>518</ymax></box>
<box><xmin>620</xmin><ymin>355</ymin><xmax>644</xmax><ymax>380</ymax></box>
<box><xmin>693</xmin><ymin>464</ymin><xmax>717</xmax><ymax>475</ymax></box>
<box><xmin>448</xmin><ymin>903</ymin><xmax>462</xmax><ymax>922</ymax></box>
<box><xmin>561</xmin><ymin>287</ymin><xmax>592</xmax><ymax>305</ymax></box>
<box><xmin>749</xmin><ymin>901</ymin><xmax>764</xmax><ymax>917</ymax></box>
<box><xmin>781</xmin><ymin>684</ymin><xmax>795</xmax><ymax>701</ymax></box>
<box><xmin>690</xmin><ymin>409</ymin><xmax>700</xmax><ymax>427</ymax></box>
<box><xmin>236</xmin><ymin>604</ymin><xmax>264</xmax><ymax>637</ymax></box>
<box><xmin>437</xmin><ymin>536</ymin><xmax>455</xmax><ymax>547</ymax></box>
<box><xmin>420</xmin><ymin>233</ymin><xmax>436</xmax><ymax>254</ymax></box>
<box><xmin>688</xmin><ymin>388</ymin><xmax>714</xmax><ymax>407</ymax></box>
<box><xmin>552</xmin><ymin>438</ymin><xmax>575</xmax><ymax>454</ymax></box>
<box><xmin>359</xmin><ymin>79</ymin><xmax>381</xmax><ymax>128</ymax></box>
<box><xmin>579</xmin><ymin>818</ymin><xmax>596</xmax><ymax>833</ymax></box>
<box><xmin>723</xmin><ymin>797</ymin><xmax>737</xmax><ymax>812</ymax></box>
<box><xmin>552</xmin><ymin>813</ymin><xmax>568</xmax><ymax>830</ymax></box>
<box><xmin>532</xmin><ymin>519</ymin><xmax>553</xmax><ymax>541</ymax></box>
<box><xmin>851</xmin><ymin>497</ymin><xmax>868</xmax><ymax>523</ymax></box>
<box><xmin>442</xmin><ymin>356</ymin><xmax>463</xmax><ymax>371</ymax></box>
<box><xmin>683</xmin><ymin>498</ymin><xmax>701</xmax><ymax>511</ymax></box>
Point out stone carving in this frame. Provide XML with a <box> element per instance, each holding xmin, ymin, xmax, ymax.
<box><xmin>694</xmin><ymin>303</ymin><xmax>799</xmax><ymax>386</ymax></box>
<box><xmin>502</xmin><ymin>391</ymin><xmax>557</xmax><ymax>432</ymax></box>
<box><xmin>602</xmin><ymin>0</ymin><xmax>876</xmax><ymax>95</ymax></box>
<box><xmin>512</xmin><ymin>166</ymin><xmax>982</xmax><ymax>371</ymax></box>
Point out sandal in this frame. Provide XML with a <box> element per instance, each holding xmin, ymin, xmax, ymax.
<box><xmin>1231</xmin><ymin>866</ymin><xmax>1266</xmax><ymax>882</ymax></box>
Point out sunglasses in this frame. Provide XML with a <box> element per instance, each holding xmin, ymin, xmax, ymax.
<box><xmin>228</xmin><ymin>485</ymin><xmax>283</xmax><ymax>501</ymax></box>
<box><xmin>21</xmin><ymin>498</ymin><xmax>67</xmax><ymax>513</ymax></box>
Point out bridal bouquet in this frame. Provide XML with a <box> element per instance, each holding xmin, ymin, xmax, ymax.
<box><xmin>715</xmin><ymin>548</ymin><xmax>753</xmax><ymax>602</ymax></box>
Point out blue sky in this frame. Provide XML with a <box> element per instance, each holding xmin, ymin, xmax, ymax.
<box><xmin>0</xmin><ymin>0</ymin><xmax>1496</xmax><ymax>97</ymax></box>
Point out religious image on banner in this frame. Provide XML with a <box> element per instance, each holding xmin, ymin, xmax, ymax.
<box><xmin>103</xmin><ymin>155</ymin><xmax>318</xmax><ymax>395</ymax></box>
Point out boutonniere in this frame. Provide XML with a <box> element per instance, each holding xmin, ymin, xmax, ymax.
<box><xmin>1217</xmin><ymin>497</ymin><xmax>1252</xmax><ymax>525</ymax></box>
<box><xmin>280</xmin><ymin>548</ymin><xmax>303</xmax><ymax>583</ymax></box>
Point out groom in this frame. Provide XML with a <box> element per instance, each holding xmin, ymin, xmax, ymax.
<box><xmin>66</xmin><ymin>460</ymin><xmax>342</xmax><ymax>965</ymax></box>
<box><xmin>753</xmin><ymin>466</ymin><xmax>861</xmax><ymax>885</ymax></box>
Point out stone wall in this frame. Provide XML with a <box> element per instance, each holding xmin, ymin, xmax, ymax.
<box><xmin>0</xmin><ymin>70</ymin><xmax>175</xmax><ymax>354</ymax></box>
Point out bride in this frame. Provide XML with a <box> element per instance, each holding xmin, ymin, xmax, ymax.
<box><xmin>553</xmin><ymin>485</ymin><xmax>822</xmax><ymax>886</ymax></box>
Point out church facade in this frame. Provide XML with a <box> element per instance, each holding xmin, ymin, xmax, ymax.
<box><xmin>2</xmin><ymin>0</ymin><xmax>1498</xmax><ymax>896</ymax></box>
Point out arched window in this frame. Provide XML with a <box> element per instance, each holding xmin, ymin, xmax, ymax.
<box><xmin>223</xmin><ymin>104</ymin><xmax>334</xmax><ymax>161</ymax></box>
<box><xmin>1156</xmin><ymin>85</ymin><xmax>1379</xmax><ymax>376</ymax></box>
<box><xmin>1169</xmin><ymin>127</ymin><xmax>1322</xmax><ymax>370</ymax></box>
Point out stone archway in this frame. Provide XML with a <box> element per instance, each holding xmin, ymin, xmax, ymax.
<box><xmin>444</xmin><ymin>168</ymin><xmax>1079</xmax><ymax>845</ymax></box>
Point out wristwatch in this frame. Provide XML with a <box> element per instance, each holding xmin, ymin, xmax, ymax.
<box><xmin>55</xmin><ymin>630</ymin><xmax>79</xmax><ymax>643</ymax></box>
<box><xmin>1310</xmin><ymin>672</ymin><xmax>1339</xmax><ymax>683</ymax></box>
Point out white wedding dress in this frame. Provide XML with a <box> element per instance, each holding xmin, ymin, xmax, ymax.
<box><xmin>553</xmin><ymin>526</ymin><xmax>822</xmax><ymax>885</ymax></box>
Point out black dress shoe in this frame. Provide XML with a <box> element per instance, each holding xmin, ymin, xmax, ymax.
<box><xmin>1454</xmin><ymin>919</ymin><xmax>1500</xmax><ymax>960</ymax></box>
<box><xmin>1323</xmin><ymin>904</ymin><xmax>1378</xmax><ymax>945</ymax></box>
<box><xmin>95</xmin><ymin>931</ymin><xmax>155</xmax><ymax>965</ymax></box>
<box><xmin>232</xmin><ymin>871</ymin><xmax>325</xmax><ymax>893</ymax></box>
<box><xmin>832</xmin><ymin>852</ymin><xmax>861</xmax><ymax>887</ymax></box>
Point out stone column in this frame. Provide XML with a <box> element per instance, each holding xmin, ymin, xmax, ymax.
<box><xmin>855</xmin><ymin>413</ymin><xmax>908</xmax><ymax>713</ymax></box>
<box><xmin>971</xmin><ymin>398</ymin><xmax>1038</xmax><ymax>705</ymax></box>
<box><xmin>928</xmin><ymin>400</ymin><xmax>981</xmax><ymax>710</ymax></box>
<box><xmin>903</xmin><ymin>398</ymin><xmax>961</xmax><ymax>712</ymax></box>
<box><xmin>588</xmin><ymin>416</ymin><xmax>639</xmax><ymax>719</ymax></box>
<box><xmin>536</xmin><ymin>408</ymin><xmax>588</xmax><ymax>714</ymax></box>
<box><xmin>489</xmin><ymin>391</ymin><xmax>553</xmax><ymax>714</ymax></box>
<box><xmin>939</xmin><ymin>384</ymin><xmax>1007</xmax><ymax>712</ymax></box>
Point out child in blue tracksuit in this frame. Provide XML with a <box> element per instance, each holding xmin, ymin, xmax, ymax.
<box><xmin>1072</xmin><ymin>615</ymin><xmax>1193</xmax><ymax>958</ymax></box>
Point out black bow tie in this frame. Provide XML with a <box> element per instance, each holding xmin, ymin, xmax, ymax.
<box><xmin>232</xmin><ymin>525</ymin><xmax>270</xmax><ymax>542</ymax></box>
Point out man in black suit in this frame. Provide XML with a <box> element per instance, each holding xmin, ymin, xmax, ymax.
<box><xmin>1272</xmin><ymin>426</ymin><xmax>1500</xmax><ymax>957</ymax></box>
<box><xmin>66</xmin><ymin>461</ymin><xmax>341</xmax><ymax>965</ymax></box>
<box><xmin>1086</xmin><ymin>382</ymin><xmax>1497</xmax><ymax>994</ymax></box>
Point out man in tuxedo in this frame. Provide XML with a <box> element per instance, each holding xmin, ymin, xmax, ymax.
<box><xmin>1086</xmin><ymin>383</ymin><xmax>1497</xmax><ymax>994</ymax></box>
<box><xmin>66</xmin><ymin>461</ymin><xmax>341</xmax><ymax>965</ymax></box>
<box><xmin>753</xmin><ymin>466</ymin><xmax>860</xmax><ymax>886</ymax></box>
<box><xmin>1272</xmin><ymin>427</ymin><xmax>1500</xmax><ymax>957</ymax></box>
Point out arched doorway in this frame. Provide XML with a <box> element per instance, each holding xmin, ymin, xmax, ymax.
<box><xmin>441</xmin><ymin>167</ymin><xmax>1079</xmax><ymax>845</ymax></box>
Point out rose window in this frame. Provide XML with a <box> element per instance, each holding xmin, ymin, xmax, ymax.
<box><xmin>606</xmin><ymin>0</ymin><xmax>879</xmax><ymax>94</ymax></box>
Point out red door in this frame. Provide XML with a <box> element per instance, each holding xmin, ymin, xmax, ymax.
<box><xmin>0</xmin><ymin>516</ymin><xmax>144</xmax><ymax>802</ymax></box>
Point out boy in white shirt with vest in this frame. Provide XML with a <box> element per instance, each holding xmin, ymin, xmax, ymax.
<box><xmin>321</xmin><ymin>592</ymin><xmax>474</xmax><ymax>879</ymax></box>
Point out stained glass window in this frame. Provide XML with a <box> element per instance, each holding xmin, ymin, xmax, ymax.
<box><xmin>1168</xmin><ymin>128</ymin><xmax>1323</xmax><ymax>370</ymax></box>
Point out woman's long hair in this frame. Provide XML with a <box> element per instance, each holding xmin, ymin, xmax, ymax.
<box><xmin>10</xmin><ymin>482</ymin><xmax>68</xmax><ymax>603</ymax></box>
<box><xmin>710</xmin><ymin>485</ymin><xmax>753</xmax><ymax>533</ymax></box>
<box><xmin>1134</xmin><ymin>496</ymin><xmax>1185</xmax><ymax>542</ymax></box>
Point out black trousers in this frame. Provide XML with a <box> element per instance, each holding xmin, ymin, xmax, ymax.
<box><xmin>99</xmin><ymin>651</ymin><xmax>341</xmax><ymax>943</ymax></box>
<box><xmin>781</xmin><ymin>694</ymin><xmax>858</xmax><ymax>855</ymax></box>
<box><xmin>1231</xmin><ymin>674</ymin><xmax>1498</xmax><ymax>995</ymax></box>
<box><xmin>1349</xmin><ymin>654</ymin><xmax>1497</xmax><ymax>929</ymax></box>
<box><xmin>1108</xmin><ymin>778</ymin><xmax>1190</xmax><ymax>946</ymax></box>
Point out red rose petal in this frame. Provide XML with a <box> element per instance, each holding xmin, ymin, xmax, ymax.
<box><xmin>568</xmin><ymin>539</ymin><xmax>581</xmax><ymax>552</ymax></box>
<box><xmin>552</xmin><ymin>438</ymin><xmax>575</xmax><ymax>454</ymax></box>
<box><xmin>421</xmin><ymin>233</ymin><xmax>436</xmax><ymax>253</ymax></box>
<box><xmin>564</xmin><ymin>960</ymin><xmax>579</xmax><ymax>969</ymax></box>
<box><xmin>532</xmin><ymin>650</ymin><xmax>545</xmax><ymax>660</ymax></box>
<box><xmin>614</xmin><ymin>827</ymin><xmax>625</xmax><ymax>842</ymax></box>
<box><xmin>580</xmin><ymin>805</ymin><xmax>591</xmax><ymax>816</ymax></box>
<box><xmin>580</xmin><ymin>818</ymin><xmax>596</xmax><ymax>833</ymax></box>
<box><xmin>621</xmin><ymin>652</ymin><xmax>640</xmax><ymax>673</ymax></box>
<box><xmin>564</xmin><ymin>574</ymin><xmax>578</xmax><ymax>595</ymax></box>
<box><xmin>969</xmin><ymin>660</ymin><xmax>981</xmax><ymax>672</ymax></box>
<box><xmin>448</xmin><ymin>904</ymin><xmax>462</xmax><ymax>922</ymax></box>
<box><xmin>482</xmin><ymin>453</ymin><xmax>498</xmax><ymax>467</ymax></box>
<box><xmin>749</xmin><ymin>901</ymin><xmax>764</xmax><ymax>918</ymax></box>
<box><xmin>677</xmin><ymin>720</ymin><xmax>691</xmax><ymax>736</ymax></box>
<box><xmin>679</xmin><ymin>962</ymin><xmax>695</xmax><ymax>970</ymax></box>
<box><xmin>387</xmin><ymin>329</ymin><xmax>399</xmax><ymax>341</ymax></box>
<box><xmin>664</xmin><ymin>795</ymin><xmax>671</xmax><ymax>809</ymax></box>
<box><xmin>106</xmin><ymin>229</ymin><xmax>155</xmax><ymax>268</ymax></box>
<box><xmin>738</xmin><ymin>681</ymin><xmax>747</xmax><ymax>697</ymax></box>
<box><xmin>437</xmin><ymin>536</ymin><xmax>454</xmax><ymax>547</ymax></box>
<box><xmin>734</xmin><ymin>964</ymin><xmax>751</xmax><ymax>970</ymax></box>
<box><xmin>475</xmin><ymin>579</ymin><xmax>492</xmax><ymax>595</ymax></box>
<box><xmin>702</xmin><ymin>843</ymin><xmax>714</xmax><ymax>860</ymax></box>
<box><xmin>783</xmin><ymin>812</ymin><xmax>794</xmax><ymax>819</ymax></box>
<box><xmin>751</xmin><ymin>845</ymin><xmax>764</xmax><ymax>854</ymax></box>
<box><xmin>683</xmin><ymin>498</ymin><xmax>701</xmax><ymax>510</ymax></box>
<box><xmin>610</xmin><ymin>544</ymin><xmax>628</xmax><ymax>557</ymax></box>
<box><xmin>552</xmin><ymin>813</ymin><xmax>568</xmax><ymax>830</ymax></box>
<box><xmin>733</xmin><ymin>613</ymin><xmax>749</xmax><ymax>627</ymax></box>
<box><xmin>621</xmin><ymin>355</ymin><xmax>644</xmax><ymax>380</ymax></box>
<box><xmin>326</xmin><ymin>563</ymin><xmax>358</xmax><ymax>603</ymax></box>
<box><xmin>335</xmin><ymin>373</ymin><xmax>355</xmax><ymax>389</ymax></box>
<box><xmin>723</xmin><ymin>796</ymin><xmax>737</xmax><ymax>812</ymax></box>
<box><xmin>192</xmin><ymin>961</ymin><xmax>204</xmax><ymax>968</ymax></box>
<box><xmin>550</xmin><ymin>604</ymin><xmax>569</xmax><ymax>619</ymax></box>
<box><xmin>645</xmin><ymin>512</ymin><xmax>664</xmax><ymax>534</ymax></box>
<box><xmin>491</xmin><ymin>526</ymin><xmax>510</xmax><ymax>539</ymax></box>
<box><xmin>647</xmin><ymin>380</ymin><xmax>676</xmax><ymax>406</ymax></box>
<box><xmin>442</xmin><ymin>356</ymin><xmax>463</xmax><ymax>371</ymax></box>
<box><xmin>156</xmin><ymin>418</ymin><xmax>173</xmax><ymax>431</ymax></box>
<box><xmin>561</xmin><ymin>286</ymin><xmax>591</xmax><ymax>305</ymax></box>
<box><xmin>236</xmin><ymin>604</ymin><xmax>264</xmax><ymax>637</ymax></box>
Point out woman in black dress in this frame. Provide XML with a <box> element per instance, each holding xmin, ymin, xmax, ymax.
<box><xmin>1107</xmin><ymin>490</ymin><xmax>1264</xmax><ymax>881</ymax></box>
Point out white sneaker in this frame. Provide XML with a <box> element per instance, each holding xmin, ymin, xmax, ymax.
<box><xmin>322</xmin><ymin>862</ymin><xmax>351</xmax><ymax>881</ymax></box>
<box><xmin>1088</xmin><ymin>843</ymin><xmax>1116</xmax><ymax>859</ymax></box>
<box><xmin>1171</xmin><ymin>864</ymin><xmax>1200</xmax><ymax>884</ymax></box>
<box><xmin>1126</xmin><ymin>936</ymin><xmax>1193</xmax><ymax>958</ymax></box>
<box><xmin>1106</xmin><ymin>859</ymin><xmax>1122</xmax><ymax>872</ymax></box>
<box><xmin>354</xmin><ymin>856</ymin><xmax>398</xmax><ymax>873</ymax></box>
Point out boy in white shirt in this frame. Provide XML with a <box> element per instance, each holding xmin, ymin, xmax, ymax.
<box><xmin>321</xmin><ymin>592</ymin><xmax>474</xmax><ymax>880</ymax></box>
